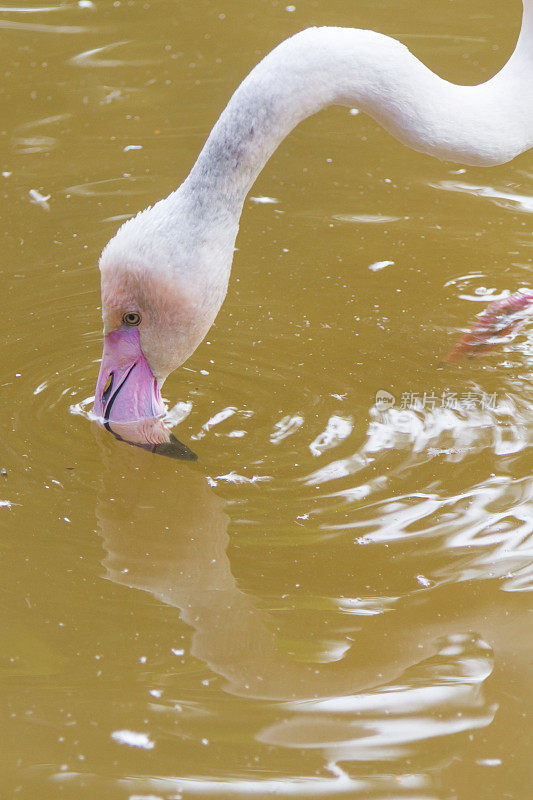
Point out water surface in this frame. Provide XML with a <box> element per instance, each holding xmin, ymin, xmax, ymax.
<box><xmin>1</xmin><ymin>1</ymin><xmax>531</xmax><ymax>798</ymax></box>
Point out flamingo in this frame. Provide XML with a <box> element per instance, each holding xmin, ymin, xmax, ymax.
<box><xmin>94</xmin><ymin>1</ymin><xmax>533</xmax><ymax>451</ymax></box>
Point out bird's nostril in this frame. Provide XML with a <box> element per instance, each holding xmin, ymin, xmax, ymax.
<box><xmin>102</xmin><ymin>372</ymin><xmax>114</xmax><ymax>407</ymax></box>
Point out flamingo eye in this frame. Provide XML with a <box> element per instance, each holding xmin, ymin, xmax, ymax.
<box><xmin>122</xmin><ymin>311</ymin><xmax>142</xmax><ymax>326</ymax></box>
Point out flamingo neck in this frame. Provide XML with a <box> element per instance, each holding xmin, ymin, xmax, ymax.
<box><xmin>179</xmin><ymin>3</ymin><xmax>531</xmax><ymax>221</ymax></box>
<box><xmin>520</xmin><ymin>0</ymin><xmax>533</xmax><ymax>44</ymax></box>
<box><xmin>101</xmin><ymin>1</ymin><xmax>532</xmax><ymax>384</ymax></box>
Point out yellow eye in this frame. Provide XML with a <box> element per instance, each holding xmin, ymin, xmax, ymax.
<box><xmin>122</xmin><ymin>311</ymin><xmax>141</xmax><ymax>326</ymax></box>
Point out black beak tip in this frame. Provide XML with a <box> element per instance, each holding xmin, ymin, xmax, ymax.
<box><xmin>151</xmin><ymin>432</ymin><xmax>198</xmax><ymax>461</ymax></box>
<box><xmin>105</xmin><ymin>424</ymin><xmax>198</xmax><ymax>462</ymax></box>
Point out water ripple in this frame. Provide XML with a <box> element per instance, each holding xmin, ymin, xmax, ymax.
<box><xmin>261</xmin><ymin>634</ymin><xmax>495</xmax><ymax>760</ymax></box>
<box><xmin>70</xmin><ymin>40</ymin><xmax>162</xmax><ymax>68</ymax></box>
<box><xmin>0</xmin><ymin>18</ymin><xmax>87</xmax><ymax>32</ymax></box>
<box><xmin>431</xmin><ymin>180</ymin><xmax>533</xmax><ymax>214</ymax></box>
<box><xmin>28</xmin><ymin>634</ymin><xmax>496</xmax><ymax>798</ymax></box>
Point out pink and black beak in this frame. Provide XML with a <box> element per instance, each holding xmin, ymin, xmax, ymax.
<box><xmin>94</xmin><ymin>326</ymin><xmax>196</xmax><ymax>460</ymax></box>
<box><xmin>94</xmin><ymin>326</ymin><xmax>164</xmax><ymax>424</ymax></box>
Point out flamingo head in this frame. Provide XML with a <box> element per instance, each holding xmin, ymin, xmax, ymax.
<box><xmin>94</xmin><ymin>264</ymin><xmax>195</xmax><ymax>423</ymax></box>
<box><xmin>93</xmin><ymin>198</ymin><xmax>233</xmax><ymax>442</ymax></box>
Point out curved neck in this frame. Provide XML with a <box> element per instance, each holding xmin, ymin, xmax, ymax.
<box><xmin>519</xmin><ymin>0</ymin><xmax>533</xmax><ymax>47</ymax></box>
<box><xmin>182</xmin><ymin>2</ymin><xmax>532</xmax><ymax>219</ymax></box>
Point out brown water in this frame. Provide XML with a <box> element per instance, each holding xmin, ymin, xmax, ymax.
<box><xmin>1</xmin><ymin>0</ymin><xmax>532</xmax><ymax>798</ymax></box>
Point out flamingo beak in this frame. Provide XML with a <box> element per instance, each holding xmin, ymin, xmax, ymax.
<box><xmin>93</xmin><ymin>327</ymin><xmax>198</xmax><ymax>460</ymax></box>
<box><xmin>94</xmin><ymin>326</ymin><xmax>165</xmax><ymax>425</ymax></box>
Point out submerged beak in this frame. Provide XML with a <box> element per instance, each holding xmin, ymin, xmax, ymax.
<box><xmin>94</xmin><ymin>326</ymin><xmax>165</xmax><ymax>425</ymax></box>
<box><xmin>93</xmin><ymin>326</ymin><xmax>198</xmax><ymax>460</ymax></box>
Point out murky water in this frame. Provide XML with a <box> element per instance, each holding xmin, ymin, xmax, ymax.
<box><xmin>1</xmin><ymin>0</ymin><xmax>532</xmax><ymax>798</ymax></box>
